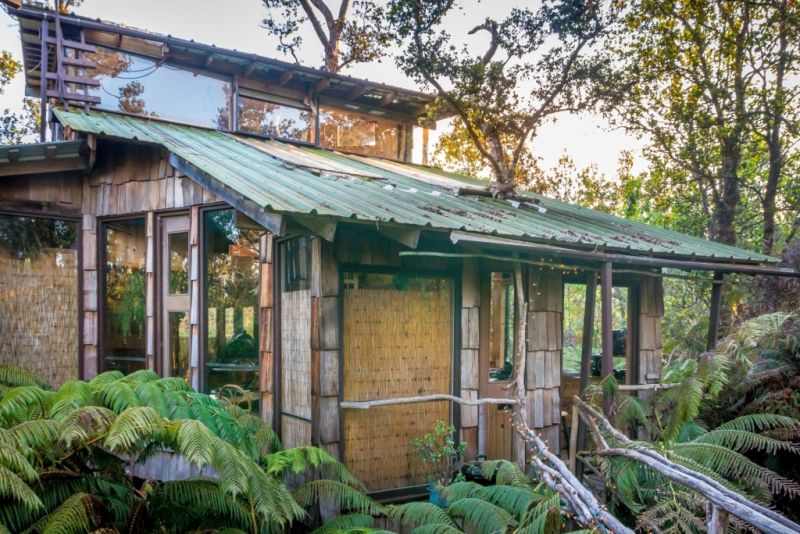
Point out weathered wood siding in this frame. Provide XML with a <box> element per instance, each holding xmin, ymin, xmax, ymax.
<box><xmin>80</xmin><ymin>142</ymin><xmax>220</xmax><ymax>379</ymax></box>
<box><xmin>637</xmin><ymin>277</ymin><xmax>664</xmax><ymax>400</ymax></box>
<box><xmin>259</xmin><ymin>233</ymin><xmax>276</xmax><ymax>425</ymax></box>
<box><xmin>525</xmin><ymin>267</ymin><xmax>563</xmax><ymax>457</ymax></box>
<box><xmin>460</xmin><ymin>258</ymin><xmax>480</xmax><ymax>458</ymax></box>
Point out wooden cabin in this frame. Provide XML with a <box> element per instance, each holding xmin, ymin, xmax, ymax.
<box><xmin>0</xmin><ymin>4</ymin><xmax>791</xmax><ymax>498</ymax></box>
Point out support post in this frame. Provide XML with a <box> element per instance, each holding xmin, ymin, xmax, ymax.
<box><xmin>39</xmin><ymin>18</ymin><xmax>48</xmax><ymax>142</ymax></box>
<box><xmin>706</xmin><ymin>271</ymin><xmax>724</xmax><ymax>351</ymax></box>
<box><xmin>601</xmin><ymin>261</ymin><xmax>613</xmax><ymax>416</ymax></box>
<box><xmin>575</xmin><ymin>271</ymin><xmax>596</xmax><ymax>479</ymax></box>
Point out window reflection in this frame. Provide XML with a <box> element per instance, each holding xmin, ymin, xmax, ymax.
<box><xmin>102</xmin><ymin>219</ymin><xmax>147</xmax><ymax>374</ymax></box>
<box><xmin>488</xmin><ymin>272</ymin><xmax>515</xmax><ymax>382</ymax></box>
<box><xmin>204</xmin><ymin>209</ymin><xmax>260</xmax><ymax>409</ymax></box>
<box><xmin>168</xmin><ymin>232</ymin><xmax>189</xmax><ymax>295</ymax></box>
<box><xmin>87</xmin><ymin>47</ymin><xmax>232</xmax><ymax>129</ymax></box>
<box><xmin>168</xmin><ymin>311</ymin><xmax>190</xmax><ymax>382</ymax></box>
<box><xmin>238</xmin><ymin>96</ymin><xmax>314</xmax><ymax>142</ymax></box>
<box><xmin>319</xmin><ymin>105</ymin><xmax>400</xmax><ymax>159</ymax></box>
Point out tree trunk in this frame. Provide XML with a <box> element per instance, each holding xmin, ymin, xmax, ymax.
<box><xmin>713</xmin><ymin>137</ymin><xmax>741</xmax><ymax>246</ymax></box>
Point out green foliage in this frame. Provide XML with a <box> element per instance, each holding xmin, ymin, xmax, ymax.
<box><xmin>0</xmin><ymin>366</ymin><xmax>369</xmax><ymax>533</ymax></box>
<box><xmin>411</xmin><ymin>420</ymin><xmax>466</xmax><ymax>486</ymax></box>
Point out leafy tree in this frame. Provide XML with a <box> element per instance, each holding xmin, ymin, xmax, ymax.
<box><xmin>603</xmin><ymin>0</ymin><xmax>800</xmax><ymax>250</ymax></box>
<box><xmin>383</xmin><ymin>0</ymin><xmax>614</xmax><ymax>197</ymax></box>
<box><xmin>0</xmin><ymin>50</ymin><xmax>39</xmax><ymax>145</ymax></box>
<box><xmin>261</xmin><ymin>0</ymin><xmax>388</xmax><ymax>72</ymax></box>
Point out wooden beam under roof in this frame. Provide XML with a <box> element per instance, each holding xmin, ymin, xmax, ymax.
<box><xmin>379</xmin><ymin>92</ymin><xmax>396</xmax><ymax>107</ymax></box>
<box><xmin>315</xmin><ymin>77</ymin><xmax>331</xmax><ymax>93</ymax></box>
<box><xmin>347</xmin><ymin>85</ymin><xmax>366</xmax><ymax>100</ymax></box>
<box><xmin>278</xmin><ymin>69</ymin><xmax>294</xmax><ymax>85</ymax></box>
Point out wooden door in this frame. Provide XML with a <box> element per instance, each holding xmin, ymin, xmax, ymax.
<box><xmin>342</xmin><ymin>272</ymin><xmax>453</xmax><ymax>492</ymax></box>
<box><xmin>160</xmin><ymin>215</ymin><xmax>191</xmax><ymax>382</ymax></box>
<box><xmin>480</xmin><ymin>269</ymin><xmax>517</xmax><ymax>460</ymax></box>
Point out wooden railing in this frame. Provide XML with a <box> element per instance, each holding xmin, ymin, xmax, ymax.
<box><xmin>572</xmin><ymin>396</ymin><xmax>800</xmax><ymax>534</ymax></box>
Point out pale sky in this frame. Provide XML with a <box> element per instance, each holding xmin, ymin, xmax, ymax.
<box><xmin>0</xmin><ymin>0</ymin><xmax>644</xmax><ymax>177</ymax></box>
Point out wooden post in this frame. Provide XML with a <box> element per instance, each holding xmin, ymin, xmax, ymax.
<box><xmin>575</xmin><ymin>271</ymin><xmax>596</xmax><ymax>479</ymax></box>
<box><xmin>601</xmin><ymin>262</ymin><xmax>613</xmax><ymax>416</ymax></box>
<box><xmin>706</xmin><ymin>272</ymin><xmax>724</xmax><ymax>351</ymax></box>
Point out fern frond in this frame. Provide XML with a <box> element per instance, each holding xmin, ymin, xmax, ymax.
<box><xmin>715</xmin><ymin>413</ymin><xmax>800</xmax><ymax>433</ymax></box>
<box><xmin>384</xmin><ymin>502</ymin><xmax>456</xmax><ymax>528</ymax></box>
<box><xmin>0</xmin><ymin>365</ymin><xmax>50</xmax><ymax>389</ymax></box>
<box><xmin>37</xmin><ymin>492</ymin><xmax>106</xmax><ymax>534</ymax></box>
<box><xmin>265</xmin><ymin>446</ymin><xmax>362</xmax><ymax>489</ymax></box>
<box><xmin>155</xmin><ymin>480</ymin><xmax>251</xmax><ymax>529</ymax></box>
<box><xmin>88</xmin><ymin>370</ymin><xmax>124</xmax><ymax>387</ymax></box>
<box><xmin>694</xmin><ymin>428</ymin><xmax>800</xmax><ymax>454</ymax></box>
<box><xmin>442</xmin><ymin>481</ymin><xmax>483</xmax><ymax>502</ymax></box>
<box><xmin>0</xmin><ymin>386</ymin><xmax>53</xmax><ymax>425</ymax></box>
<box><xmin>446</xmin><ymin>497</ymin><xmax>516</xmax><ymax>533</ymax></box>
<box><xmin>411</xmin><ymin>525</ymin><xmax>463</xmax><ymax>534</ymax></box>
<box><xmin>0</xmin><ymin>442</ymin><xmax>37</xmax><ymax>481</ymax></box>
<box><xmin>517</xmin><ymin>491</ymin><xmax>562</xmax><ymax>534</ymax></box>
<box><xmin>59</xmin><ymin>406</ymin><xmax>116</xmax><ymax>448</ymax></box>
<box><xmin>0</xmin><ymin>464</ymin><xmax>42</xmax><ymax>514</ymax></box>
<box><xmin>95</xmin><ymin>380</ymin><xmax>140</xmax><ymax>413</ymax></box>
<box><xmin>104</xmin><ymin>406</ymin><xmax>166</xmax><ymax>451</ymax></box>
<box><xmin>293</xmin><ymin>479</ymin><xmax>382</xmax><ymax>516</ymax></box>
<box><xmin>673</xmin><ymin>442</ymin><xmax>800</xmax><ymax>498</ymax></box>
<box><xmin>310</xmin><ymin>513</ymin><xmax>376</xmax><ymax>534</ymax></box>
<box><xmin>120</xmin><ymin>369</ymin><xmax>159</xmax><ymax>385</ymax></box>
<box><xmin>6</xmin><ymin>418</ymin><xmax>60</xmax><ymax>450</ymax></box>
<box><xmin>49</xmin><ymin>380</ymin><xmax>94</xmax><ymax>420</ymax></box>
<box><xmin>476</xmin><ymin>484</ymin><xmax>538</xmax><ymax>520</ymax></box>
<box><xmin>477</xmin><ymin>460</ymin><xmax>528</xmax><ymax>485</ymax></box>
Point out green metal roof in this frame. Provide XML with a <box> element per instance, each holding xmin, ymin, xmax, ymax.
<box><xmin>54</xmin><ymin>108</ymin><xmax>777</xmax><ymax>264</ymax></box>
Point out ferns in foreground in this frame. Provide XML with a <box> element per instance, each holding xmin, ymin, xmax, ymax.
<box><xmin>0</xmin><ymin>366</ymin><xmax>373</xmax><ymax>533</ymax></box>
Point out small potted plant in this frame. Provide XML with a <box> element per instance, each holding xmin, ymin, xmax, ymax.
<box><xmin>412</xmin><ymin>419</ymin><xmax>466</xmax><ymax>506</ymax></box>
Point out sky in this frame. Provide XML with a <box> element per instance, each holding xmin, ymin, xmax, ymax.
<box><xmin>0</xmin><ymin>0</ymin><xmax>644</xmax><ymax>177</ymax></box>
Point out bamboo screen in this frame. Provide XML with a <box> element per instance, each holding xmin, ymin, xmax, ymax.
<box><xmin>280</xmin><ymin>288</ymin><xmax>312</xmax><ymax>448</ymax></box>
<box><xmin>0</xmin><ymin>249</ymin><xmax>78</xmax><ymax>387</ymax></box>
<box><xmin>343</xmin><ymin>273</ymin><xmax>452</xmax><ymax>491</ymax></box>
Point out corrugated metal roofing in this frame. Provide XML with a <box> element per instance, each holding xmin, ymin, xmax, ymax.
<box><xmin>54</xmin><ymin>108</ymin><xmax>777</xmax><ymax>264</ymax></box>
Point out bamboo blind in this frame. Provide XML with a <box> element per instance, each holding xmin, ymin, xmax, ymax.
<box><xmin>0</xmin><ymin>249</ymin><xmax>79</xmax><ymax>387</ymax></box>
<box><xmin>281</xmin><ymin>288</ymin><xmax>312</xmax><ymax>448</ymax></box>
<box><xmin>343</xmin><ymin>281</ymin><xmax>452</xmax><ymax>491</ymax></box>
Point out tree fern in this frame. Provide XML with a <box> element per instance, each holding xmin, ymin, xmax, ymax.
<box><xmin>517</xmin><ymin>491</ymin><xmax>561</xmax><ymax>534</ymax></box>
<box><xmin>0</xmin><ymin>464</ymin><xmax>42</xmax><ymax>513</ymax></box>
<box><xmin>693</xmin><ymin>427</ymin><xmax>800</xmax><ymax>454</ymax></box>
<box><xmin>104</xmin><ymin>406</ymin><xmax>165</xmax><ymax>452</ymax></box>
<box><xmin>35</xmin><ymin>492</ymin><xmax>107</xmax><ymax>534</ymax></box>
<box><xmin>478</xmin><ymin>459</ymin><xmax>528</xmax><ymax>486</ymax></box>
<box><xmin>384</xmin><ymin>501</ymin><xmax>456</xmax><ymax>528</ymax></box>
<box><xmin>293</xmin><ymin>479</ymin><xmax>382</xmax><ymax>517</ymax></box>
<box><xmin>150</xmin><ymin>480</ymin><xmax>252</xmax><ymax>530</ymax></box>
<box><xmin>0</xmin><ymin>365</ymin><xmax>50</xmax><ymax>390</ymax></box>
<box><xmin>410</xmin><ymin>525</ymin><xmax>464</xmax><ymax>534</ymax></box>
<box><xmin>265</xmin><ymin>446</ymin><xmax>362</xmax><ymax>488</ymax></box>
<box><xmin>714</xmin><ymin>413</ymin><xmax>800</xmax><ymax>433</ymax></box>
<box><xmin>447</xmin><ymin>497</ymin><xmax>516</xmax><ymax>533</ymax></box>
<box><xmin>309</xmin><ymin>513</ymin><xmax>377</xmax><ymax>534</ymax></box>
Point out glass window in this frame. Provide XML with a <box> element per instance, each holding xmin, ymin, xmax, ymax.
<box><xmin>102</xmin><ymin>218</ymin><xmax>147</xmax><ymax>374</ymax></box>
<box><xmin>281</xmin><ymin>236</ymin><xmax>310</xmax><ymax>292</ymax></box>
<box><xmin>204</xmin><ymin>209</ymin><xmax>260</xmax><ymax>407</ymax></box>
<box><xmin>168</xmin><ymin>311</ymin><xmax>190</xmax><ymax>380</ymax></box>
<box><xmin>238</xmin><ymin>96</ymin><xmax>314</xmax><ymax>142</ymax></box>
<box><xmin>0</xmin><ymin>214</ymin><xmax>78</xmax><ymax>387</ymax></box>
<box><xmin>488</xmin><ymin>272</ymin><xmax>515</xmax><ymax>382</ymax></box>
<box><xmin>168</xmin><ymin>232</ymin><xmax>189</xmax><ymax>295</ymax></box>
<box><xmin>319</xmin><ymin>105</ymin><xmax>400</xmax><ymax>159</ymax></box>
<box><xmin>87</xmin><ymin>47</ymin><xmax>232</xmax><ymax>129</ymax></box>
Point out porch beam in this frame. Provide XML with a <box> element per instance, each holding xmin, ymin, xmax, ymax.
<box><xmin>706</xmin><ymin>271</ymin><xmax>725</xmax><ymax>351</ymax></box>
<box><xmin>380</xmin><ymin>226</ymin><xmax>421</xmax><ymax>249</ymax></box>
<box><xmin>340</xmin><ymin>394</ymin><xmax>518</xmax><ymax>409</ymax></box>
<box><xmin>600</xmin><ymin>261</ymin><xmax>614</xmax><ymax>416</ymax></box>
<box><xmin>575</xmin><ymin>270</ymin><xmax>597</xmax><ymax>479</ymax></box>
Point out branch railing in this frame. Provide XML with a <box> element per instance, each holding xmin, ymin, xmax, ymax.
<box><xmin>573</xmin><ymin>395</ymin><xmax>800</xmax><ymax>534</ymax></box>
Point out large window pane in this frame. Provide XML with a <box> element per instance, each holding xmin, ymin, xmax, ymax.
<box><xmin>319</xmin><ymin>105</ymin><xmax>400</xmax><ymax>159</ymax></box>
<box><xmin>0</xmin><ymin>215</ymin><xmax>78</xmax><ymax>387</ymax></box>
<box><xmin>87</xmin><ymin>48</ymin><xmax>232</xmax><ymax>129</ymax></box>
<box><xmin>488</xmin><ymin>272</ymin><xmax>515</xmax><ymax>382</ymax></box>
<box><xmin>238</xmin><ymin>96</ymin><xmax>314</xmax><ymax>142</ymax></box>
<box><xmin>204</xmin><ymin>209</ymin><xmax>260</xmax><ymax>408</ymax></box>
<box><xmin>102</xmin><ymin>219</ymin><xmax>146</xmax><ymax>374</ymax></box>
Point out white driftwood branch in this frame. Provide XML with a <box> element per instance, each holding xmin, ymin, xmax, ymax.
<box><xmin>616</xmin><ymin>383</ymin><xmax>679</xmax><ymax>392</ymax></box>
<box><xmin>575</xmin><ymin>396</ymin><xmax>800</xmax><ymax>534</ymax></box>
<box><xmin>339</xmin><ymin>394</ymin><xmax>518</xmax><ymax>409</ymax></box>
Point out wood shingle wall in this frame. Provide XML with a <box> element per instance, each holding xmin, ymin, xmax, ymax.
<box><xmin>526</xmin><ymin>267</ymin><xmax>563</xmax><ymax>456</ymax></box>
<box><xmin>460</xmin><ymin>258</ymin><xmax>480</xmax><ymax>458</ymax></box>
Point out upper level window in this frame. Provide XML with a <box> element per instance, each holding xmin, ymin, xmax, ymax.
<box><xmin>238</xmin><ymin>96</ymin><xmax>314</xmax><ymax>143</ymax></box>
<box><xmin>319</xmin><ymin>105</ymin><xmax>400</xmax><ymax>159</ymax></box>
<box><xmin>88</xmin><ymin>48</ymin><xmax>232</xmax><ymax>129</ymax></box>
